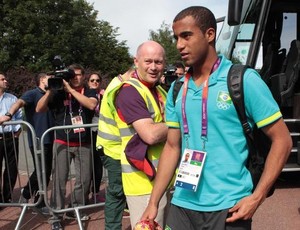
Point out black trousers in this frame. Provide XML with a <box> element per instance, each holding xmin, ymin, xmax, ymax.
<box><xmin>166</xmin><ymin>204</ymin><xmax>252</xmax><ymax>230</ymax></box>
<box><xmin>23</xmin><ymin>143</ymin><xmax>53</xmax><ymax>203</ymax></box>
<box><xmin>0</xmin><ymin>136</ymin><xmax>19</xmax><ymax>202</ymax></box>
<box><xmin>91</xmin><ymin>131</ymin><xmax>103</xmax><ymax>193</ymax></box>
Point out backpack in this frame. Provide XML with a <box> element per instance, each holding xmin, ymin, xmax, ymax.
<box><xmin>172</xmin><ymin>64</ymin><xmax>275</xmax><ymax>197</ymax></box>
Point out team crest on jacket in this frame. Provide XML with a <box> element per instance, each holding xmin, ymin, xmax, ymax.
<box><xmin>216</xmin><ymin>91</ymin><xmax>232</xmax><ymax>110</ymax></box>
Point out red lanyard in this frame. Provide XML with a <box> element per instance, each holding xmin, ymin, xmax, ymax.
<box><xmin>181</xmin><ymin>58</ymin><xmax>221</xmax><ymax>149</ymax></box>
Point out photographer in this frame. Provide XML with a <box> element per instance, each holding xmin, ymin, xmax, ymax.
<box><xmin>36</xmin><ymin>63</ymin><xmax>97</xmax><ymax>230</ymax></box>
<box><xmin>160</xmin><ymin>61</ymin><xmax>186</xmax><ymax>92</ymax></box>
<box><xmin>174</xmin><ymin>61</ymin><xmax>185</xmax><ymax>77</ymax></box>
<box><xmin>0</xmin><ymin>73</ymin><xmax>54</xmax><ymax>213</ymax></box>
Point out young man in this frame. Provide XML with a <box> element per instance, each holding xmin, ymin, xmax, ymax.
<box><xmin>0</xmin><ymin>73</ymin><xmax>22</xmax><ymax>203</ymax></box>
<box><xmin>141</xmin><ymin>6</ymin><xmax>292</xmax><ymax>230</ymax></box>
<box><xmin>36</xmin><ymin>64</ymin><xmax>97</xmax><ymax>230</ymax></box>
<box><xmin>0</xmin><ymin>73</ymin><xmax>54</xmax><ymax>212</ymax></box>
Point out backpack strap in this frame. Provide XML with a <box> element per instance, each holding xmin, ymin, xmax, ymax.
<box><xmin>227</xmin><ymin>64</ymin><xmax>251</xmax><ymax>134</ymax></box>
<box><xmin>172</xmin><ymin>77</ymin><xmax>183</xmax><ymax>105</ymax></box>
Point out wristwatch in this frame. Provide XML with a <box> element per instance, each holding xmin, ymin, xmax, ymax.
<box><xmin>4</xmin><ymin>112</ymin><xmax>12</xmax><ymax>119</ymax></box>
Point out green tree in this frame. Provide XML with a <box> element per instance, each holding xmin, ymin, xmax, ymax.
<box><xmin>149</xmin><ymin>22</ymin><xmax>181</xmax><ymax>66</ymax></box>
<box><xmin>0</xmin><ymin>0</ymin><xmax>132</xmax><ymax>79</ymax></box>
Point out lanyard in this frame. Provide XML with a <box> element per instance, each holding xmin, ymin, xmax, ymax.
<box><xmin>181</xmin><ymin>58</ymin><xmax>221</xmax><ymax>149</ymax></box>
<box><xmin>68</xmin><ymin>88</ymin><xmax>84</xmax><ymax>117</ymax></box>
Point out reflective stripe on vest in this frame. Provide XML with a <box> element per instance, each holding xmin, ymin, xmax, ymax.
<box><xmin>119</xmin><ymin>126</ymin><xmax>135</xmax><ymax>137</ymax></box>
<box><xmin>99</xmin><ymin>113</ymin><xmax>117</xmax><ymax>126</ymax></box>
<box><xmin>97</xmin><ymin>129</ymin><xmax>121</xmax><ymax>142</ymax></box>
<box><xmin>122</xmin><ymin>159</ymin><xmax>159</xmax><ymax>173</ymax></box>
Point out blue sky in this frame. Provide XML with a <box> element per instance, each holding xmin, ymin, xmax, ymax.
<box><xmin>87</xmin><ymin>0</ymin><xmax>228</xmax><ymax>55</ymax></box>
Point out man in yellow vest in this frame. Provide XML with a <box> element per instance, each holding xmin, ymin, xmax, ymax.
<box><xmin>98</xmin><ymin>40</ymin><xmax>169</xmax><ymax>229</ymax></box>
<box><xmin>115</xmin><ymin>41</ymin><xmax>168</xmax><ymax>228</ymax></box>
<box><xmin>96</xmin><ymin>67</ymin><xmax>134</xmax><ymax>230</ymax></box>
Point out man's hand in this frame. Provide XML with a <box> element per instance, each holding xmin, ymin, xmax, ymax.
<box><xmin>140</xmin><ymin>203</ymin><xmax>159</xmax><ymax>227</ymax></box>
<box><xmin>0</xmin><ymin>115</ymin><xmax>11</xmax><ymax>125</ymax></box>
<box><xmin>63</xmin><ymin>79</ymin><xmax>74</xmax><ymax>93</ymax></box>
<box><xmin>226</xmin><ymin>194</ymin><xmax>262</xmax><ymax>222</ymax></box>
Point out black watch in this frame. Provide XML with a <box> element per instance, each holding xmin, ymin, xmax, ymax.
<box><xmin>5</xmin><ymin>112</ymin><xmax>12</xmax><ymax>118</ymax></box>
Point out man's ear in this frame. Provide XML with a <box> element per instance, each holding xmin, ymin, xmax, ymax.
<box><xmin>206</xmin><ymin>28</ymin><xmax>216</xmax><ymax>43</ymax></box>
<box><xmin>133</xmin><ymin>57</ymin><xmax>138</xmax><ymax>68</ymax></box>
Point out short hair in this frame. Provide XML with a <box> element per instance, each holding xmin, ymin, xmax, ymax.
<box><xmin>173</xmin><ymin>6</ymin><xmax>217</xmax><ymax>35</ymax></box>
<box><xmin>35</xmin><ymin>72</ymin><xmax>47</xmax><ymax>86</ymax></box>
<box><xmin>174</xmin><ymin>61</ymin><xmax>185</xmax><ymax>70</ymax></box>
<box><xmin>69</xmin><ymin>63</ymin><xmax>85</xmax><ymax>75</ymax></box>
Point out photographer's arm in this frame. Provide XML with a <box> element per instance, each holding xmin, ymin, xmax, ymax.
<box><xmin>63</xmin><ymin>80</ymin><xmax>97</xmax><ymax>110</ymax></box>
<box><xmin>36</xmin><ymin>90</ymin><xmax>52</xmax><ymax>112</ymax></box>
<box><xmin>68</xmin><ymin>90</ymin><xmax>97</xmax><ymax>110</ymax></box>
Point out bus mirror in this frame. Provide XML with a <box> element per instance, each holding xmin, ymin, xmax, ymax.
<box><xmin>227</xmin><ymin>0</ymin><xmax>243</xmax><ymax>26</ymax></box>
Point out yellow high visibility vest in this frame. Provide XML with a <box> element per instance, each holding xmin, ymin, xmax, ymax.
<box><xmin>96</xmin><ymin>76</ymin><xmax>125</xmax><ymax>160</ymax></box>
<box><xmin>112</xmin><ymin>78</ymin><xmax>167</xmax><ymax>195</ymax></box>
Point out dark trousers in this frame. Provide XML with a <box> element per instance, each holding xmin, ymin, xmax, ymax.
<box><xmin>91</xmin><ymin>132</ymin><xmax>103</xmax><ymax>193</ymax></box>
<box><xmin>166</xmin><ymin>204</ymin><xmax>252</xmax><ymax>230</ymax></box>
<box><xmin>23</xmin><ymin>143</ymin><xmax>53</xmax><ymax>205</ymax></box>
<box><xmin>0</xmin><ymin>137</ymin><xmax>19</xmax><ymax>202</ymax></box>
<box><xmin>101</xmin><ymin>155</ymin><xmax>126</xmax><ymax>230</ymax></box>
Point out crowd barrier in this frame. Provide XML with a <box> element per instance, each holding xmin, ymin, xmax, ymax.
<box><xmin>2</xmin><ymin>119</ymin><xmax>299</xmax><ymax>229</ymax></box>
<box><xmin>0</xmin><ymin>121</ymin><xmax>106</xmax><ymax>230</ymax></box>
<box><xmin>0</xmin><ymin>120</ymin><xmax>41</xmax><ymax>229</ymax></box>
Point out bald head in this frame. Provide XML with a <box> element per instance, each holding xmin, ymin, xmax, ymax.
<box><xmin>134</xmin><ymin>41</ymin><xmax>166</xmax><ymax>86</ymax></box>
<box><xmin>136</xmin><ymin>41</ymin><xmax>166</xmax><ymax>59</ymax></box>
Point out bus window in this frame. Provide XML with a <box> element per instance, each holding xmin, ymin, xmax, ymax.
<box><xmin>232</xmin><ymin>24</ymin><xmax>255</xmax><ymax>65</ymax></box>
<box><xmin>280</xmin><ymin>13</ymin><xmax>297</xmax><ymax>51</ymax></box>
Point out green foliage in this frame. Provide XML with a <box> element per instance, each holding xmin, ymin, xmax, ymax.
<box><xmin>149</xmin><ymin>22</ymin><xmax>181</xmax><ymax>66</ymax></box>
<box><xmin>0</xmin><ymin>0</ymin><xmax>132</xmax><ymax>95</ymax></box>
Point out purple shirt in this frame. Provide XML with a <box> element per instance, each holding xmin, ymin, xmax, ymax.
<box><xmin>116</xmin><ymin>84</ymin><xmax>159</xmax><ymax>124</ymax></box>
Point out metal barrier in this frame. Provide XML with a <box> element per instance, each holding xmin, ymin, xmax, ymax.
<box><xmin>0</xmin><ymin>121</ymin><xmax>107</xmax><ymax>230</ymax></box>
<box><xmin>0</xmin><ymin>120</ymin><xmax>43</xmax><ymax>229</ymax></box>
<box><xmin>40</xmin><ymin>123</ymin><xmax>105</xmax><ymax>230</ymax></box>
<box><xmin>2</xmin><ymin>119</ymin><xmax>299</xmax><ymax>229</ymax></box>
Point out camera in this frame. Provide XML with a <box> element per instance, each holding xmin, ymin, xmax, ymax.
<box><xmin>47</xmin><ymin>56</ymin><xmax>75</xmax><ymax>90</ymax></box>
<box><xmin>163</xmin><ymin>65</ymin><xmax>177</xmax><ymax>88</ymax></box>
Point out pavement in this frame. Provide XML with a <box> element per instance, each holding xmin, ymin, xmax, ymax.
<box><xmin>0</xmin><ymin>131</ymin><xmax>299</xmax><ymax>229</ymax></box>
<box><xmin>0</xmin><ymin>172</ymin><xmax>299</xmax><ymax>230</ymax></box>
<box><xmin>0</xmin><ymin>181</ymin><xmax>131</xmax><ymax>230</ymax></box>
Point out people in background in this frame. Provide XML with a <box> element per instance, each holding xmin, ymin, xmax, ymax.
<box><xmin>36</xmin><ymin>64</ymin><xmax>97</xmax><ymax>230</ymax></box>
<box><xmin>0</xmin><ymin>73</ymin><xmax>54</xmax><ymax>213</ymax></box>
<box><xmin>0</xmin><ymin>72</ymin><xmax>22</xmax><ymax>203</ymax></box>
<box><xmin>87</xmin><ymin>72</ymin><xmax>104</xmax><ymax>203</ymax></box>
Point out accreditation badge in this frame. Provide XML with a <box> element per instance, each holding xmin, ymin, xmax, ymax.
<box><xmin>71</xmin><ymin>115</ymin><xmax>85</xmax><ymax>133</ymax></box>
<box><xmin>174</xmin><ymin>149</ymin><xmax>207</xmax><ymax>192</ymax></box>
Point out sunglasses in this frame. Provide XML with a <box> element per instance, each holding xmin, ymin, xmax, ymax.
<box><xmin>90</xmin><ymin>79</ymin><xmax>100</xmax><ymax>83</ymax></box>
